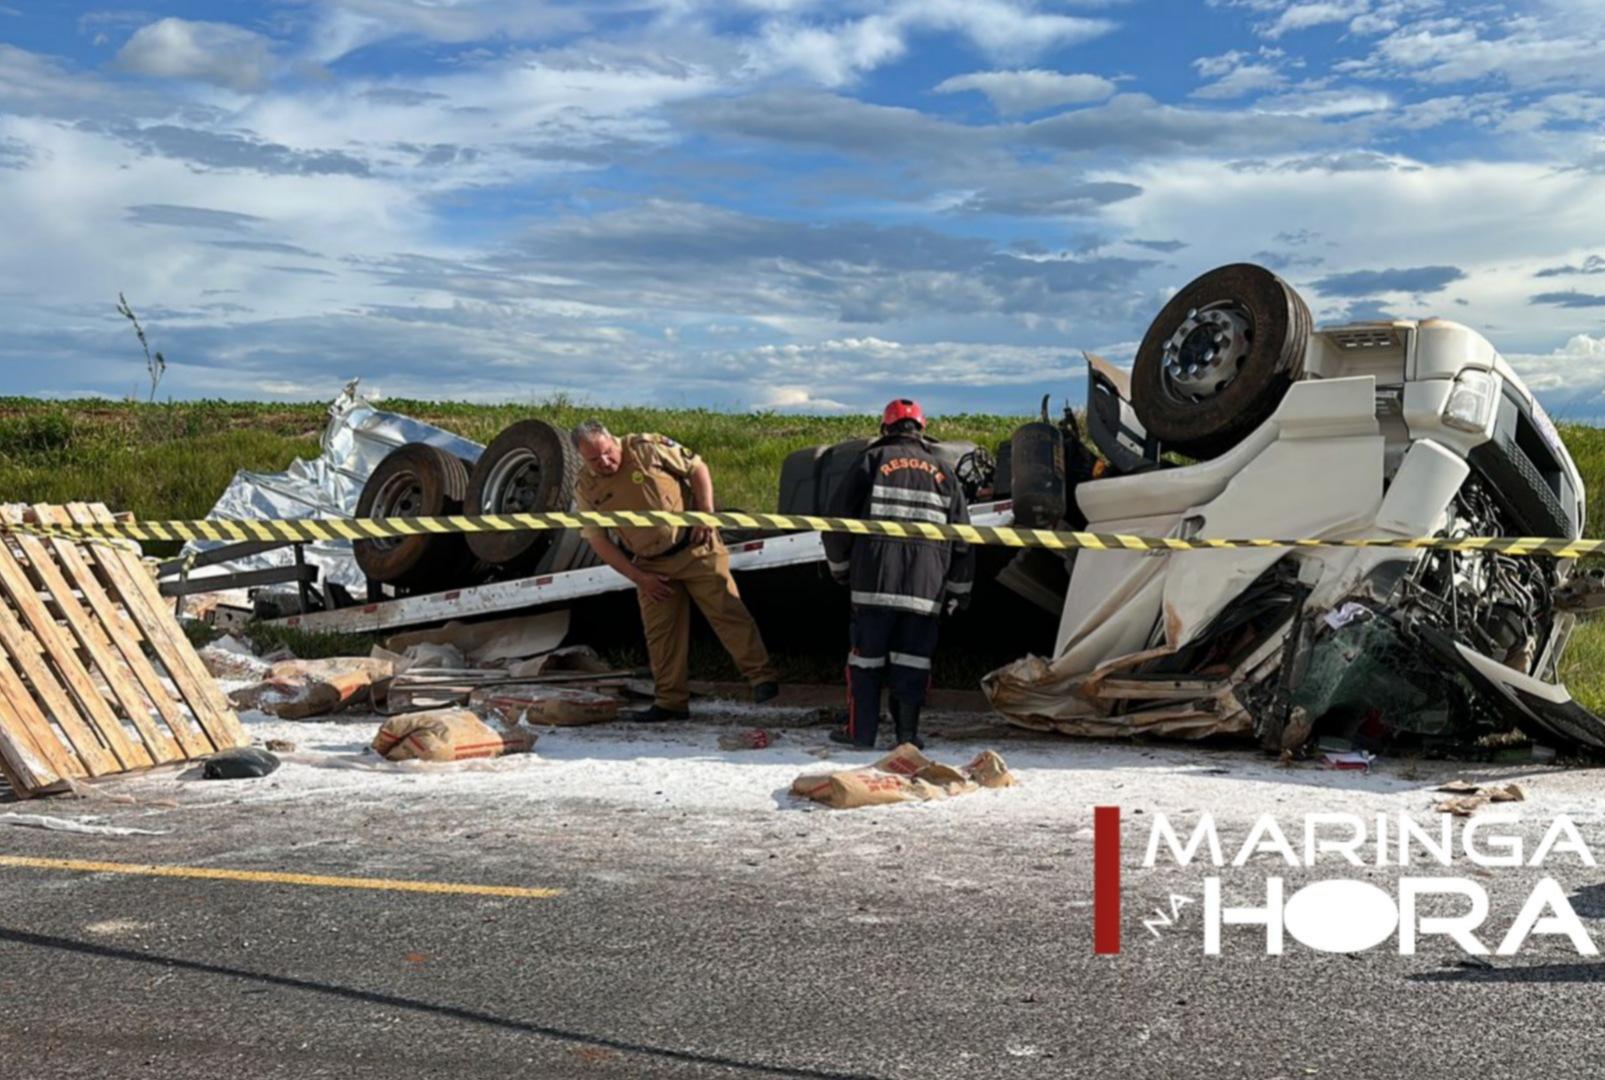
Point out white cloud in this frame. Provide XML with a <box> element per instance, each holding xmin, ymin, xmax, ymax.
<box><xmin>1253</xmin><ymin>88</ymin><xmax>1393</xmax><ymax>117</ymax></box>
<box><xmin>1505</xmin><ymin>334</ymin><xmax>1605</xmax><ymax>420</ymax></box>
<box><xmin>1354</xmin><ymin>15</ymin><xmax>1605</xmax><ymax>88</ymax></box>
<box><xmin>754</xmin><ymin>384</ymin><xmax>852</xmax><ymax>411</ymax></box>
<box><xmin>114</xmin><ymin>18</ymin><xmax>278</xmax><ymax>91</ymax></box>
<box><xmin>1193</xmin><ymin>62</ymin><xmax>1286</xmax><ymax>99</ymax></box>
<box><xmin>301</xmin><ymin>0</ymin><xmax>592</xmax><ymax>63</ymax></box>
<box><xmin>750</xmin><ymin>15</ymin><xmax>905</xmax><ymax>86</ymax></box>
<box><xmin>1190</xmin><ymin>47</ymin><xmax>1292</xmax><ymax>99</ymax></box>
<box><xmin>745</xmin><ymin>0</ymin><xmax>1115</xmax><ymax>86</ymax></box>
<box><xmin>934</xmin><ymin>69</ymin><xmax>1116</xmax><ymax>114</ymax></box>
<box><xmin>1102</xmin><ymin>156</ymin><xmax>1605</xmax><ymax>356</ymax></box>
<box><xmin>1263</xmin><ymin>0</ymin><xmax>1370</xmax><ymax>38</ymax></box>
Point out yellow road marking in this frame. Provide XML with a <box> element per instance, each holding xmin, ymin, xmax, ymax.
<box><xmin>0</xmin><ymin>855</ymin><xmax>562</xmax><ymax>899</ymax></box>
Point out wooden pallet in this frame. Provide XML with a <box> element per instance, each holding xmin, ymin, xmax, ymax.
<box><xmin>0</xmin><ymin>502</ymin><xmax>246</xmax><ymax>797</ymax></box>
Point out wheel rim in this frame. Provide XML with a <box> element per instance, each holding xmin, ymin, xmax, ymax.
<box><xmin>483</xmin><ymin>447</ymin><xmax>545</xmax><ymax>514</ymax></box>
<box><xmin>1159</xmin><ymin>301</ymin><xmax>1254</xmax><ymax>402</ymax></box>
<box><xmin>368</xmin><ymin>470</ymin><xmax>424</xmax><ymax>552</ymax></box>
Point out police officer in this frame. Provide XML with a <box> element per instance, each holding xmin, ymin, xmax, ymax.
<box><xmin>572</xmin><ymin>420</ymin><xmax>778</xmax><ymax>721</ymax></box>
<box><xmin>823</xmin><ymin>400</ymin><xmax>974</xmax><ymax>749</ymax></box>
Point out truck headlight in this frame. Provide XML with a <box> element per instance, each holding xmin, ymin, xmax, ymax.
<box><xmin>1442</xmin><ymin>369</ymin><xmax>1497</xmax><ymax>433</ymax></box>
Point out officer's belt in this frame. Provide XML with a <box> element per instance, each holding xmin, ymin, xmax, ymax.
<box><xmin>621</xmin><ymin>530</ymin><xmax>693</xmax><ymax>563</ymax></box>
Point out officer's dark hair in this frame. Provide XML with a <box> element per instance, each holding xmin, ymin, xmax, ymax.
<box><xmin>883</xmin><ymin>418</ymin><xmax>923</xmax><ymax>436</ymax></box>
<box><xmin>570</xmin><ymin>419</ymin><xmax>611</xmax><ymax>449</ymax></box>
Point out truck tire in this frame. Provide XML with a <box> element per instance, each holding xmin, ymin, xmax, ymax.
<box><xmin>1010</xmin><ymin>422</ymin><xmax>1066</xmax><ymax>528</ymax></box>
<box><xmin>777</xmin><ymin>437</ymin><xmax>983</xmax><ymax>514</ymax></box>
<box><xmin>993</xmin><ymin>439</ymin><xmax>1013</xmax><ymax>499</ymax></box>
<box><xmin>1131</xmin><ymin>263</ymin><xmax>1310</xmax><ymax>459</ymax></box>
<box><xmin>466</xmin><ymin>419</ymin><xmax>581</xmax><ymax>574</ymax></box>
<box><xmin>354</xmin><ymin>443</ymin><xmax>476</xmax><ymax>587</ymax></box>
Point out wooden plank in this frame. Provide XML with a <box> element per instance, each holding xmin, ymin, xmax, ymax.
<box><xmin>68</xmin><ymin>503</ymin><xmax>244</xmax><ymax>752</ymax></box>
<box><xmin>0</xmin><ymin>537</ymin><xmax>148</xmax><ymax>770</ymax></box>
<box><xmin>0</xmin><ymin>583</ymin><xmax>114</xmax><ymax>775</ymax></box>
<box><xmin>0</xmin><ymin>649</ymin><xmax>75</xmax><ymax>792</ymax></box>
<box><xmin>33</xmin><ymin>505</ymin><xmax>208</xmax><ymax>759</ymax></box>
<box><xmin>6</xmin><ymin>507</ymin><xmax>183</xmax><ymax>763</ymax></box>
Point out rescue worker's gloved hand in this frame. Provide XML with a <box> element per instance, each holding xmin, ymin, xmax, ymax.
<box><xmin>944</xmin><ymin>591</ymin><xmax>970</xmax><ymax>617</ymax></box>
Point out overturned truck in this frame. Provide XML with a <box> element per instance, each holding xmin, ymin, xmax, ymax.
<box><xmin>977</xmin><ymin>263</ymin><xmax>1605</xmax><ymax>754</ymax></box>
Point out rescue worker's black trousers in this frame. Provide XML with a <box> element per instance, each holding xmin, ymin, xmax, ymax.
<box><xmin>845</xmin><ymin>605</ymin><xmax>939</xmax><ymax>746</ymax></box>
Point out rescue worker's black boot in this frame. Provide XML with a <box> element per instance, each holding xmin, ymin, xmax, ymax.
<box><xmin>893</xmin><ymin>698</ymin><xmax>924</xmax><ymax>750</ymax></box>
<box><xmin>828</xmin><ymin>709</ymin><xmax>877</xmax><ymax>749</ymax></box>
<box><xmin>626</xmin><ymin>704</ymin><xmax>691</xmax><ymax>723</ymax></box>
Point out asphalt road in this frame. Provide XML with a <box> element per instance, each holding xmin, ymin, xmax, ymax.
<box><xmin>3</xmin><ymin>754</ymin><xmax>1604</xmax><ymax>1079</ymax></box>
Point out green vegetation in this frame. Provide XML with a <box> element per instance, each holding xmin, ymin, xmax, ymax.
<box><xmin>0</xmin><ymin>397</ymin><xmax>1021</xmax><ymax>519</ymax></box>
<box><xmin>2</xmin><ymin>396</ymin><xmax>1604</xmax><ymax>709</ymax></box>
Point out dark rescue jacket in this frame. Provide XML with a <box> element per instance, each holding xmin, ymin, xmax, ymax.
<box><xmin>822</xmin><ymin>432</ymin><xmax>975</xmax><ymax>616</ymax></box>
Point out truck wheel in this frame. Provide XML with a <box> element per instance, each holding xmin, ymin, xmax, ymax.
<box><xmin>466</xmin><ymin>419</ymin><xmax>581</xmax><ymax>573</ymax></box>
<box><xmin>354</xmin><ymin>443</ymin><xmax>476</xmax><ymax>586</ymax></box>
<box><xmin>1130</xmin><ymin>263</ymin><xmax>1310</xmax><ymax>459</ymax></box>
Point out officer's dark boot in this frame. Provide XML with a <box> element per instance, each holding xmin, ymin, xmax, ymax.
<box><xmin>892</xmin><ymin>698</ymin><xmax>924</xmax><ymax>750</ymax></box>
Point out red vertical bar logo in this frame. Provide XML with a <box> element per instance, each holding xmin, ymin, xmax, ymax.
<box><xmin>1094</xmin><ymin>805</ymin><xmax>1121</xmax><ymax>955</ymax></box>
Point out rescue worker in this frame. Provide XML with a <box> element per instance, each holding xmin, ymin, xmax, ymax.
<box><xmin>572</xmin><ymin>420</ymin><xmax>779</xmax><ymax>721</ymax></box>
<box><xmin>823</xmin><ymin>399</ymin><xmax>974</xmax><ymax>749</ymax></box>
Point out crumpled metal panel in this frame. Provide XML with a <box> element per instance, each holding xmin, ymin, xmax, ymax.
<box><xmin>180</xmin><ymin>382</ymin><xmax>485</xmax><ymax>589</ymax></box>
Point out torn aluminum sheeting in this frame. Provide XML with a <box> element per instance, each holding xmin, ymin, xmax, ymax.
<box><xmin>180</xmin><ymin>381</ymin><xmax>485</xmax><ymax>589</ymax></box>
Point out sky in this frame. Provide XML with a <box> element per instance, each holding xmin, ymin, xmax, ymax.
<box><xmin>2</xmin><ymin>1</ymin><xmax>1605</xmax><ymax>418</ymax></box>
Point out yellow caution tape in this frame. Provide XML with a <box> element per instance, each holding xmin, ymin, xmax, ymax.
<box><xmin>2</xmin><ymin>509</ymin><xmax>1601</xmax><ymax>558</ymax></box>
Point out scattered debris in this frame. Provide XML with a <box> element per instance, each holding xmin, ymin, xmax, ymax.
<box><xmin>372</xmin><ymin>708</ymin><xmax>535</xmax><ymax>763</ymax></box>
<box><xmin>1321</xmin><ymin>751</ymin><xmax>1375</xmax><ymax>771</ymax></box>
<box><xmin>473</xmin><ymin>686</ymin><xmax>618</xmax><ymax>728</ymax></box>
<box><xmin>717</xmin><ymin>729</ymin><xmax>776</xmax><ymax>751</ymax></box>
<box><xmin>371</xmin><ymin>641</ymin><xmax>465</xmax><ymax>673</ymax></box>
<box><xmin>506</xmin><ymin>645</ymin><xmax>612</xmax><ymax>678</ymax></box>
<box><xmin>202</xmin><ymin>747</ymin><xmax>282</xmax><ymax>780</ymax></box>
<box><xmin>374</xmin><ymin>667</ymin><xmax>640</xmax><ymax>715</ymax></box>
<box><xmin>983</xmin><ymin>267</ymin><xmax>1605</xmax><ymax>757</ymax></box>
<box><xmin>1433</xmin><ymin>796</ymin><xmax>1486</xmax><ymax>817</ymax></box>
<box><xmin>1432</xmin><ymin>779</ymin><xmax>1525</xmax><ymax>812</ymax></box>
<box><xmin>196</xmin><ymin>634</ymin><xmax>270</xmax><ymax>680</ymax></box>
<box><xmin>0</xmin><ymin>502</ymin><xmax>247</xmax><ymax>798</ymax></box>
<box><xmin>385</xmin><ymin>610</ymin><xmax>570</xmax><ymax>665</ymax></box>
<box><xmin>229</xmin><ymin>656</ymin><xmax>394</xmax><ymax>719</ymax></box>
<box><xmin>0</xmin><ymin>813</ymin><xmax>168</xmax><ymax>836</ymax></box>
<box><xmin>791</xmin><ymin>744</ymin><xmax>1015</xmax><ymax>809</ymax></box>
<box><xmin>263</xmin><ymin>738</ymin><xmax>297</xmax><ymax>753</ymax></box>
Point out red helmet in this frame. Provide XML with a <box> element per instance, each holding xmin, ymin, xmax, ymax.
<box><xmin>881</xmin><ymin>398</ymin><xmax>925</xmax><ymax>430</ymax></box>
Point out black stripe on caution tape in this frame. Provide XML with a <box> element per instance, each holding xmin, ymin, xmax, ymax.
<box><xmin>3</xmin><ymin>509</ymin><xmax>1603</xmax><ymax>559</ymax></box>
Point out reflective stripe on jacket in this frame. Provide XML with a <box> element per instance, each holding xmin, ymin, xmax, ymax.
<box><xmin>822</xmin><ymin>432</ymin><xmax>974</xmax><ymax>613</ymax></box>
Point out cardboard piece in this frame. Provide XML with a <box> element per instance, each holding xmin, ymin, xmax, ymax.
<box><xmin>791</xmin><ymin>745</ymin><xmax>1016</xmax><ymax>809</ymax></box>
<box><xmin>384</xmin><ymin>610</ymin><xmax>570</xmax><ymax>664</ymax></box>
<box><xmin>372</xmin><ymin>708</ymin><xmax>535</xmax><ymax>763</ymax></box>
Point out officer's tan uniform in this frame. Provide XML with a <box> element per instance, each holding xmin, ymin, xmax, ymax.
<box><xmin>576</xmin><ymin>433</ymin><xmax>775</xmax><ymax>712</ymax></box>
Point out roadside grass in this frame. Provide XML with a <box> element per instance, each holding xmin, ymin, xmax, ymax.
<box><xmin>0</xmin><ymin>397</ymin><xmax>1019</xmax><ymax>518</ymax></box>
<box><xmin>2</xmin><ymin>398</ymin><xmax>1603</xmax><ymax>708</ymax></box>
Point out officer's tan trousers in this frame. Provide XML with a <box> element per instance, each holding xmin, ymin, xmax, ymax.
<box><xmin>635</xmin><ymin>540</ymin><xmax>776</xmax><ymax>711</ymax></box>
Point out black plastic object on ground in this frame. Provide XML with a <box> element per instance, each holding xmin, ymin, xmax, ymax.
<box><xmin>1130</xmin><ymin>263</ymin><xmax>1311</xmax><ymax>460</ymax></box>
<box><xmin>202</xmin><ymin>747</ymin><xmax>281</xmax><ymax>779</ymax></box>
<box><xmin>465</xmin><ymin>419</ymin><xmax>586</xmax><ymax>575</ymax></box>
<box><xmin>354</xmin><ymin>443</ymin><xmax>476</xmax><ymax>587</ymax></box>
